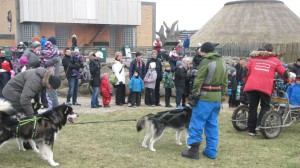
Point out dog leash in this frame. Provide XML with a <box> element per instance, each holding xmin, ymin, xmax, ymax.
<box><xmin>76</xmin><ymin>119</ymin><xmax>137</xmax><ymax>125</ymax></box>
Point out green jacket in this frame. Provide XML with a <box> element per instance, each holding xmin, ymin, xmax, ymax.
<box><xmin>192</xmin><ymin>52</ymin><xmax>228</xmax><ymax>102</ymax></box>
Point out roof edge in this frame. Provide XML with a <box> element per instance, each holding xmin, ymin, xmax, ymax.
<box><xmin>225</xmin><ymin>0</ymin><xmax>284</xmax><ymax>6</ymax></box>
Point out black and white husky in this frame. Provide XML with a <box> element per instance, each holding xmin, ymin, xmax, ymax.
<box><xmin>136</xmin><ymin>106</ymin><xmax>192</xmax><ymax>151</ymax></box>
<box><xmin>0</xmin><ymin>101</ymin><xmax>78</xmax><ymax>167</ymax></box>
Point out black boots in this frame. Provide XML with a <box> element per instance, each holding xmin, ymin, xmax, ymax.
<box><xmin>181</xmin><ymin>142</ymin><xmax>200</xmax><ymax>159</ymax></box>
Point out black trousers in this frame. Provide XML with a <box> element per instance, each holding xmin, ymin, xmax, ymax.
<box><xmin>165</xmin><ymin>88</ymin><xmax>172</xmax><ymax>106</ymax></box>
<box><xmin>145</xmin><ymin>88</ymin><xmax>155</xmax><ymax>105</ymax></box>
<box><xmin>155</xmin><ymin>80</ymin><xmax>160</xmax><ymax>105</ymax></box>
<box><xmin>131</xmin><ymin>92</ymin><xmax>141</xmax><ymax>106</ymax></box>
<box><xmin>115</xmin><ymin>84</ymin><xmax>126</xmax><ymax>104</ymax></box>
<box><xmin>247</xmin><ymin>91</ymin><xmax>271</xmax><ymax>132</ymax></box>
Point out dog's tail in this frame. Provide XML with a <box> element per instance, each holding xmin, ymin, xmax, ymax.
<box><xmin>136</xmin><ymin>116</ymin><xmax>146</xmax><ymax>132</ymax></box>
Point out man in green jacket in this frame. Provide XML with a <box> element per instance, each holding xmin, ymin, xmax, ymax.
<box><xmin>182</xmin><ymin>42</ymin><xmax>228</xmax><ymax>160</ymax></box>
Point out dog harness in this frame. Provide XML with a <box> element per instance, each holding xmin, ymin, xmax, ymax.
<box><xmin>149</xmin><ymin>110</ymin><xmax>190</xmax><ymax>127</ymax></box>
<box><xmin>16</xmin><ymin>116</ymin><xmax>49</xmax><ymax>139</ymax></box>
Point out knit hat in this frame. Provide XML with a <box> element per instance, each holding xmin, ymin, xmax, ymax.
<box><xmin>176</xmin><ymin>61</ymin><xmax>183</xmax><ymax>67</ymax></box>
<box><xmin>31</xmin><ymin>41</ymin><xmax>41</xmax><ymax>49</ymax></box>
<box><xmin>95</xmin><ymin>51</ymin><xmax>103</xmax><ymax>58</ymax></box>
<box><xmin>47</xmin><ymin>37</ymin><xmax>57</xmax><ymax>45</ymax></box>
<box><xmin>149</xmin><ymin>62</ymin><xmax>156</xmax><ymax>69</ymax></box>
<box><xmin>1</xmin><ymin>61</ymin><xmax>11</xmax><ymax>72</ymax></box>
<box><xmin>136</xmin><ymin>52</ymin><xmax>142</xmax><ymax>57</ymax></box>
<box><xmin>19</xmin><ymin>56</ymin><xmax>29</xmax><ymax>66</ymax></box>
<box><xmin>74</xmin><ymin>48</ymin><xmax>80</xmax><ymax>54</ymax></box>
<box><xmin>200</xmin><ymin>42</ymin><xmax>215</xmax><ymax>53</ymax></box>
<box><xmin>164</xmin><ymin>63</ymin><xmax>171</xmax><ymax>68</ymax></box>
<box><xmin>289</xmin><ymin>72</ymin><xmax>296</xmax><ymax>78</ymax></box>
<box><xmin>48</xmin><ymin>75</ymin><xmax>61</xmax><ymax>89</ymax></box>
<box><xmin>230</xmin><ymin>67</ymin><xmax>237</xmax><ymax>74</ymax></box>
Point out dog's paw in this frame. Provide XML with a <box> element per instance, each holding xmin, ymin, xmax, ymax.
<box><xmin>19</xmin><ymin>148</ymin><xmax>26</xmax><ymax>152</ymax></box>
<box><xmin>149</xmin><ymin>148</ymin><xmax>156</xmax><ymax>152</ymax></box>
<box><xmin>142</xmin><ymin>144</ymin><xmax>148</xmax><ymax>148</ymax></box>
<box><xmin>186</xmin><ymin>145</ymin><xmax>191</xmax><ymax>149</ymax></box>
<box><xmin>50</xmin><ymin>162</ymin><xmax>60</xmax><ymax>167</ymax></box>
<box><xmin>34</xmin><ymin>149</ymin><xmax>40</xmax><ymax>154</ymax></box>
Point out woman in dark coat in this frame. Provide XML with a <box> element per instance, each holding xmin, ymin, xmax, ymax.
<box><xmin>89</xmin><ymin>52</ymin><xmax>102</xmax><ymax>108</ymax></box>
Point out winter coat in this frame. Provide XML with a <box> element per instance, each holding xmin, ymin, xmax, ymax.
<box><xmin>290</xmin><ymin>63</ymin><xmax>300</xmax><ymax>76</ymax></box>
<box><xmin>41</xmin><ymin>37</ymin><xmax>47</xmax><ymax>50</ymax></box>
<box><xmin>129</xmin><ymin>59</ymin><xmax>146</xmax><ymax>79</ymax></box>
<box><xmin>112</xmin><ymin>60</ymin><xmax>125</xmax><ymax>85</ymax></box>
<box><xmin>100</xmin><ymin>76</ymin><xmax>111</xmax><ymax>98</ymax></box>
<box><xmin>129</xmin><ymin>76</ymin><xmax>144</xmax><ymax>92</ymax></box>
<box><xmin>2</xmin><ymin>67</ymin><xmax>52</xmax><ymax>116</ymax></box>
<box><xmin>244</xmin><ymin>51</ymin><xmax>286</xmax><ymax>96</ymax></box>
<box><xmin>235</xmin><ymin>63</ymin><xmax>244</xmax><ymax>83</ymax></box>
<box><xmin>89</xmin><ymin>59</ymin><xmax>101</xmax><ymax>87</ymax></box>
<box><xmin>62</xmin><ymin>55</ymin><xmax>83</xmax><ymax>78</ymax></box>
<box><xmin>174</xmin><ymin>67</ymin><xmax>186</xmax><ymax>87</ymax></box>
<box><xmin>153</xmin><ymin>40</ymin><xmax>162</xmax><ymax>52</ymax></box>
<box><xmin>183</xmin><ymin>36</ymin><xmax>190</xmax><ymax>48</ymax></box>
<box><xmin>192</xmin><ymin>52</ymin><xmax>228</xmax><ymax>102</ymax></box>
<box><xmin>169</xmin><ymin>54</ymin><xmax>179</xmax><ymax>72</ymax></box>
<box><xmin>162</xmin><ymin>70</ymin><xmax>174</xmax><ymax>88</ymax></box>
<box><xmin>72</xmin><ymin>37</ymin><xmax>77</xmax><ymax>48</ymax></box>
<box><xmin>23</xmin><ymin>49</ymin><xmax>40</xmax><ymax>69</ymax></box>
<box><xmin>43</xmin><ymin>45</ymin><xmax>60</xmax><ymax>76</ymax></box>
<box><xmin>286</xmin><ymin>82</ymin><xmax>300</xmax><ymax>106</ymax></box>
<box><xmin>228</xmin><ymin>75</ymin><xmax>238</xmax><ymax>91</ymax></box>
<box><xmin>144</xmin><ymin>69</ymin><xmax>157</xmax><ymax>89</ymax></box>
<box><xmin>146</xmin><ymin>57</ymin><xmax>162</xmax><ymax>81</ymax></box>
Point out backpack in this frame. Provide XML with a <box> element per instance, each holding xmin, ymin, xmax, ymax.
<box><xmin>81</xmin><ymin>64</ymin><xmax>92</xmax><ymax>83</ymax></box>
<box><xmin>109</xmin><ymin>73</ymin><xmax>118</xmax><ymax>85</ymax></box>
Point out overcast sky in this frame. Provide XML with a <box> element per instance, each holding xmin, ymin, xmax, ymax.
<box><xmin>143</xmin><ymin>0</ymin><xmax>300</xmax><ymax>31</ymax></box>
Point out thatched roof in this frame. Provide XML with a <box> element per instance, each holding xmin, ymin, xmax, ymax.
<box><xmin>190</xmin><ymin>0</ymin><xmax>300</xmax><ymax>46</ymax></box>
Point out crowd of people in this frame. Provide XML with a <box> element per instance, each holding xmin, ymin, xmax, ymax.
<box><xmin>1</xmin><ymin>34</ymin><xmax>300</xmax><ymax>160</ymax></box>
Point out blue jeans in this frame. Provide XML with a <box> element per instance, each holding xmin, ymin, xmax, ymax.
<box><xmin>67</xmin><ymin>77</ymin><xmax>79</xmax><ymax>103</ymax></box>
<box><xmin>187</xmin><ymin>100</ymin><xmax>221</xmax><ymax>159</ymax></box>
<box><xmin>91</xmin><ymin>87</ymin><xmax>99</xmax><ymax>107</ymax></box>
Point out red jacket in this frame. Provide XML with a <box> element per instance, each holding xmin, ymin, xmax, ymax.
<box><xmin>100</xmin><ymin>76</ymin><xmax>111</xmax><ymax>97</ymax></box>
<box><xmin>244</xmin><ymin>51</ymin><xmax>286</xmax><ymax>96</ymax></box>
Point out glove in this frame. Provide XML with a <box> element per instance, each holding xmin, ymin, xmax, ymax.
<box><xmin>189</xmin><ymin>95</ymin><xmax>199</xmax><ymax>107</ymax></box>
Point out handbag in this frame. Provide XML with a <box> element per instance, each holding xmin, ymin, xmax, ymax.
<box><xmin>109</xmin><ymin>73</ymin><xmax>118</xmax><ymax>85</ymax></box>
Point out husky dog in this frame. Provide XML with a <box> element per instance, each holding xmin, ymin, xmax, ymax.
<box><xmin>0</xmin><ymin>103</ymin><xmax>78</xmax><ymax>167</ymax></box>
<box><xmin>136</xmin><ymin>106</ymin><xmax>192</xmax><ymax>151</ymax></box>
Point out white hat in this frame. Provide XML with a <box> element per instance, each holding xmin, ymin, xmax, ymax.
<box><xmin>149</xmin><ymin>62</ymin><xmax>156</xmax><ymax>69</ymax></box>
<box><xmin>74</xmin><ymin>48</ymin><xmax>79</xmax><ymax>54</ymax></box>
<box><xmin>95</xmin><ymin>51</ymin><xmax>103</xmax><ymax>58</ymax></box>
<box><xmin>289</xmin><ymin>72</ymin><xmax>296</xmax><ymax>78</ymax></box>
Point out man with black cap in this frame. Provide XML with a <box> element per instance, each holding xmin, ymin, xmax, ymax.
<box><xmin>182</xmin><ymin>42</ymin><xmax>227</xmax><ymax>160</ymax></box>
<box><xmin>2</xmin><ymin>67</ymin><xmax>61</xmax><ymax>117</ymax></box>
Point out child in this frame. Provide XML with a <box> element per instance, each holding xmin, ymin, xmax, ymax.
<box><xmin>129</xmin><ymin>71</ymin><xmax>144</xmax><ymax>107</ymax></box>
<box><xmin>228</xmin><ymin>67</ymin><xmax>238</xmax><ymax>108</ymax></box>
<box><xmin>286</xmin><ymin>75</ymin><xmax>300</xmax><ymax>106</ymax></box>
<box><xmin>169</xmin><ymin>47</ymin><xmax>179</xmax><ymax>72</ymax></box>
<box><xmin>162</xmin><ymin>63</ymin><xmax>174</xmax><ymax>107</ymax></box>
<box><xmin>182</xmin><ymin>57</ymin><xmax>191</xmax><ymax>106</ymax></box>
<box><xmin>71</xmin><ymin>48</ymin><xmax>83</xmax><ymax>79</ymax></box>
<box><xmin>144</xmin><ymin>62</ymin><xmax>157</xmax><ymax>106</ymax></box>
<box><xmin>100</xmin><ymin>73</ymin><xmax>112</xmax><ymax>108</ymax></box>
<box><xmin>16</xmin><ymin>56</ymin><xmax>29</xmax><ymax>74</ymax></box>
<box><xmin>174</xmin><ymin>61</ymin><xmax>186</xmax><ymax>109</ymax></box>
<box><xmin>40</xmin><ymin>41</ymin><xmax>59</xmax><ymax>70</ymax></box>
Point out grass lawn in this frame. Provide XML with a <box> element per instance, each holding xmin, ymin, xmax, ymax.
<box><xmin>1</xmin><ymin>107</ymin><xmax>300</xmax><ymax>168</ymax></box>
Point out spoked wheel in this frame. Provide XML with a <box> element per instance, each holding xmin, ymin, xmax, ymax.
<box><xmin>260</xmin><ymin>110</ymin><xmax>282</xmax><ymax>139</ymax></box>
<box><xmin>231</xmin><ymin>105</ymin><xmax>249</xmax><ymax>131</ymax></box>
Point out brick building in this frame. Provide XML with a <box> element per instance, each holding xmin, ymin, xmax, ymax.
<box><xmin>0</xmin><ymin>0</ymin><xmax>156</xmax><ymax>48</ymax></box>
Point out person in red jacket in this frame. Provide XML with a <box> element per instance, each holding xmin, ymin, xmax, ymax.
<box><xmin>243</xmin><ymin>43</ymin><xmax>289</xmax><ymax>136</ymax></box>
<box><xmin>100</xmin><ymin>73</ymin><xmax>112</xmax><ymax>108</ymax></box>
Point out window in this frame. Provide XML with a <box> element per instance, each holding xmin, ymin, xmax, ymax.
<box><xmin>122</xmin><ymin>26</ymin><xmax>136</xmax><ymax>47</ymax></box>
<box><xmin>55</xmin><ymin>25</ymin><xmax>69</xmax><ymax>48</ymax></box>
<box><xmin>21</xmin><ymin>23</ymin><xmax>40</xmax><ymax>43</ymax></box>
<box><xmin>110</xmin><ymin>26</ymin><xmax>117</xmax><ymax>49</ymax></box>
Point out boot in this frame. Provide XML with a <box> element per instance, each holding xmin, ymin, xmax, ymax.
<box><xmin>181</xmin><ymin>142</ymin><xmax>200</xmax><ymax>159</ymax></box>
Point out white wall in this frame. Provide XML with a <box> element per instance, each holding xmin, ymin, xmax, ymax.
<box><xmin>20</xmin><ymin>0</ymin><xmax>141</xmax><ymax>25</ymax></box>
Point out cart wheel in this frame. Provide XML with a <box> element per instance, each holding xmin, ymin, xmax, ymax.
<box><xmin>231</xmin><ymin>105</ymin><xmax>249</xmax><ymax>131</ymax></box>
<box><xmin>260</xmin><ymin>110</ymin><xmax>282</xmax><ymax>139</ymax></box>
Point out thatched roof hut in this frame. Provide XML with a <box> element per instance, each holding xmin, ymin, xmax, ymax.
<box><xmin>190</xmin><ymin>0</ymin><xmax>300</xmax><ymax>46</ymax></box>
